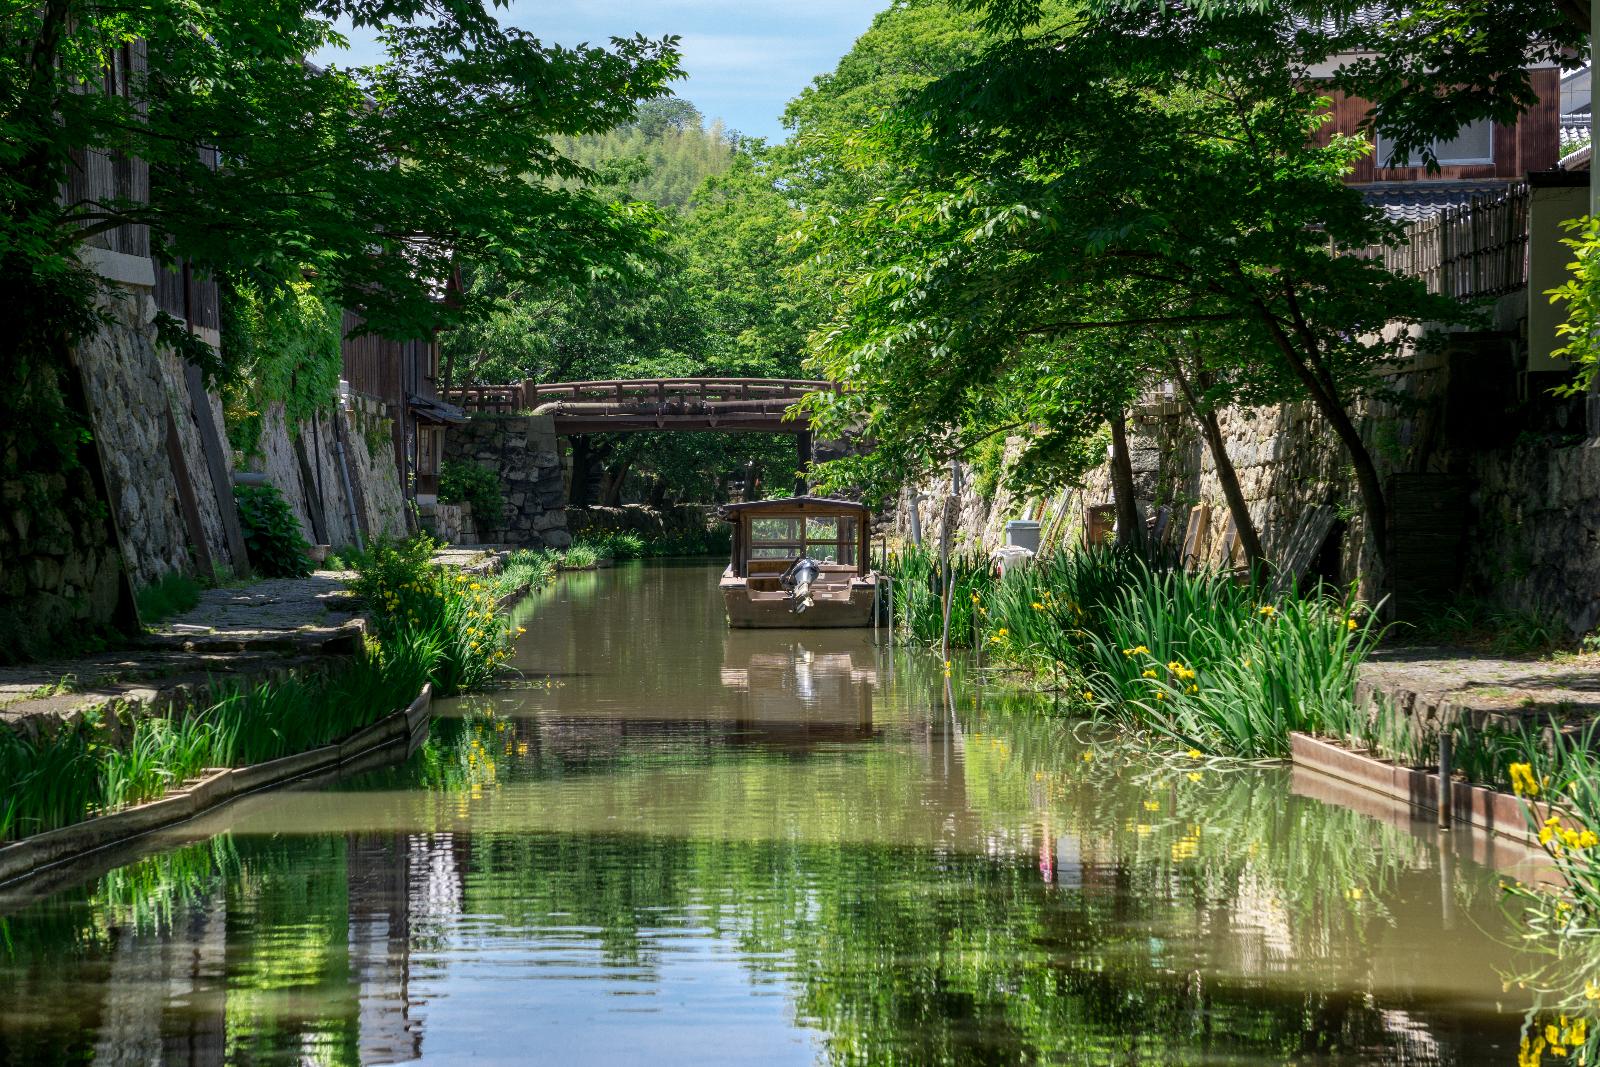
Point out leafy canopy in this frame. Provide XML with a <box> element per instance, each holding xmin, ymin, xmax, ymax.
<box><xmin>798</xmin><ymin>2</ymin><xmax>1464</xmax><ymax>551</ymax></box>
<box><xmin>2</xmin><ymin>0</ymin><xmax>683</xmax><ymax>340</ymax></box>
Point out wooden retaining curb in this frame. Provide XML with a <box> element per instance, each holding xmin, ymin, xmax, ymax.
<box><xmin>0</xmin><ymin>685</ymin><xmax>433</xmax><ymax>888</ymax></box>
<box><xmin>1288</xmin><ymin>731</ymin><xmax>1539</xmax><ymax>846</ymax></box>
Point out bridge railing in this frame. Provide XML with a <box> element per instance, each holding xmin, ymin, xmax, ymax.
<box><xmin>440</xmin><ymin>383</ymin><xmax>532</xmax><ymax>414</ymax></box>
<box><xmin>444</xmin><ymin>378</ymin><xmax>839</xmax><ymax>415</ymax></box>
<box><xmin>530</xmin><ymin>378</ymin><xmax>837</xmax><ymax>406</ymax></box>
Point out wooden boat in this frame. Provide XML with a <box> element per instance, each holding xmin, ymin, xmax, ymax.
<box><xmin>718</xmin><ymin>496</ymin><xmax>880</xmax><ymax>628</ymax></box>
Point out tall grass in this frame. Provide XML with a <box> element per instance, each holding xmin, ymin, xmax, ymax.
<box><xmin>135</xmin><ymin>571</ymin><xmax>202</xmax><ymax>625</ymax></box>
<box><xmin>886</xmin><ymin>545</ymin><xmax>996</xmax><ymax>647</ymax></box>
<box><xmin>498</xmin><ymin>549</ymin><xmax>558</xmax><ymax>596</ymax></box>
<box><xmin>0</xmin><ymin>534</ymin><xmax>536</xmax><ymax>845</ymax></box>
<box><xmin>893</xmin><ymin>544</ymin><xmax>1381</xmax><ymax>759</ymax></box>
<box><xmin>559</xmin><ymin>542</ymin><xmax>601</xmax><ymax>569</ymax></box>
<box><xmin>346</xmin><ymin>536</ymin><xmax>516</xmax><ymax>696</ymax></box>
<box><xmin>583</xmin><ymin>530</ymin><xmax>645</xmax><ymax>561</ymax></box>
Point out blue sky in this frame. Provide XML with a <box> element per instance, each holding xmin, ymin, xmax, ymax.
<box><xmin>327</xmin><ymin>1</ymin><xmax>884</xmax><ymax>143</ymax></box>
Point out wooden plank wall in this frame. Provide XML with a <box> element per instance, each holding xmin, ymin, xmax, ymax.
<box><xmin>1315</xmin><ymin>68</ymin><xmax>1561</xmax><ymax>183</ymax></box>
<box><xmin>342</xmin><ymin>312</ymin><xmax>404</xmax><ymax>408</ymax></box>
<box><xmin>62</xmin><ymin>41</ymin><xmax>150</xmax><ymax>259</ymax></box>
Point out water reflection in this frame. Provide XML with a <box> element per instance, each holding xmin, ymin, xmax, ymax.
<box><xmin>719</xmin><ymin>629</ymin><xmax>877</xmax><ymax>744</ymax></box>
<box><xmin>0</xmin><ymin>563</ymin><xmax>1549</xmax><ymax>1065</ymax></box>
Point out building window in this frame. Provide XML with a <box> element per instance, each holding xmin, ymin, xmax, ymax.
<box><xmin>417</xmin><ymin>426</ymin><xmax>443</xmax><ymax>475</ymax></box>
<box><xmin>1375</xmin><ymin>120</ymin><xmax>1494</xmax><ymax>167</ymax></box>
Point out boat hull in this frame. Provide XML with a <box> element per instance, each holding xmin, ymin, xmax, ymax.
<box><xmin>720</xmin><ymin>571</ymin><xmax>879</xmax><ymax>629</ymax></box>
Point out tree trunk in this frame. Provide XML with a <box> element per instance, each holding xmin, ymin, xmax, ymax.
<box><xmin>1170</xmin><ymin>367</ymin><xmax>1266</xmax><ymax>575</ymax></box>
<box><xmin>1107</xmin><ymin>410</ymin><xmax>1144</xmax><ymax>553</ymax></box>
<box><xmin>601</xmin><ymin>459</ymin><xmax>630</xmax><ymax>506</ymax></box>
<box><xmin>1257</xmin><ymin>308</ymin><xmax>1390</xmax><ymax>578</ymax></box>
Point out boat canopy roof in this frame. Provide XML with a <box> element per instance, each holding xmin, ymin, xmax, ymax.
<box><xmin>718</xmin><ymin>496</ymin><xmax>871</xmax><ymax>522</ymax></box>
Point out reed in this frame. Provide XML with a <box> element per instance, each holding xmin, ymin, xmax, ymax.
<box><xmin>964</xmin><ymin>549</ymin><xmax>1380</xmax><ymax>758</ymax></box>
<box><xmin>0</xmin><ymin>537</ymin><xmax>528</xmax><ymax>845</ymax></box>
<box><xmin>884</xmin><ymin>544</ymin><xmax>996</xmax><ymax>647</ymax></box>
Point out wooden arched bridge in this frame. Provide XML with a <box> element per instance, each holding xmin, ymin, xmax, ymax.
<box><xmin>442</xmin><ymin>378</ymin><xmax>837</xmax><ymax>435</ymax></box>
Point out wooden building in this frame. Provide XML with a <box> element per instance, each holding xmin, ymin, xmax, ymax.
<box><xmin>1312</xmin><ymin>63</ymin><xmax>1565</xmax><ymax>221</ymax></box>
<box><xmin>341</xmin><ymin>312</ymin><xmax>466</xmax><ymax>507</ymax></box>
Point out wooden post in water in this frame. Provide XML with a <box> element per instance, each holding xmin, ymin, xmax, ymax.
<box><xmin>872</xmin><ymin>577</ymin><xmax>881</xmax><ymax>645</ymax></box>
<box><xmin>940</xmin><ymin>460</ymin><xmax>960</xmax><ymax>663</ymax></box>
<box><xmin>1438</xmin><ymin>731</ymin><xmax>1453</xmax><ymax>830</ymax></box>
<box><xmin>886</xmin><ymin>576</ymin><xmax>895</xmax><ymax>649</ymax></box>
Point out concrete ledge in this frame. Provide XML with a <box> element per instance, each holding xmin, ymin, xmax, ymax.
<box><xmin>1289</xmin><ymin>731</ymin><xmax>1540</xmax><ymax>846</ymax></box>
<box><xmin>78</xmin><ymin>246</ymin><xmax>156</xmax><ymax>288</ymax></box>
<box><xmin>0</xmin><ymin>684</ymin><xmax>432</xmax><ymax>887</ymax></box>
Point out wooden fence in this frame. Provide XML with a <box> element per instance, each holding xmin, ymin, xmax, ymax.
<box><xmin>1365</xmin><ymin>183</ymin><xmax>1530</xmax><ymax>301</ymax></box>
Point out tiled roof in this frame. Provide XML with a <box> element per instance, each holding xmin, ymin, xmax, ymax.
<box><xmin>1357</xmin><ymin>180</ymin><xmax>1517</xmax><ymax>222</ymax></box>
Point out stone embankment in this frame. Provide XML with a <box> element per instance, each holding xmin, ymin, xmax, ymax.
<box><xmin>443</xmin><ymin>414</ymin><xmax>570</xmax><ymax>548</ymax></box>
<box><xmin>1356</xmin><ymin>647</ymin><xmax>1600</xmax><ymax>730</ymax></box>
<box><xmin>0</xmin><ymin>547</ymin><xmax>501</xmax><ymax>741</ymax></box>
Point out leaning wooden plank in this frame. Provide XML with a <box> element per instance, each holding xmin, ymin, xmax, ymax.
<box><xmin>1180</xmin><ymin>504</ymin><xmax>1210</xmax><ymax>572</ymax></box>
<box><xmin>1273</xmin><ymin>504</ymin><xmax>1337</xmax><ymax>593</ymax></box>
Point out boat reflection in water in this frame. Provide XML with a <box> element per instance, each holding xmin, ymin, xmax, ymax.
<box><xmin>718</xmin><ymin>627</ymin><xmax>879</xmax><ymax>746</ymax></box>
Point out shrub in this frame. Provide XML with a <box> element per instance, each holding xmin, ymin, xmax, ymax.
<box><xmin>234</xmin><ymin>483</ymin><xmax>312</xmax><ymax>577</ymax></box>
<box><xmin>348</xmin><ymin>536</ymin><xmax>514</xmax><ymax>695</ymax></box>
<box><xmin>440</xmin><ymin>460</ymin><xmax>503</xmax><ymax>535</ymax></box>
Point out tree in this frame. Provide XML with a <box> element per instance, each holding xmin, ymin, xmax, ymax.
<box><xmin>1</xmin><ymin>0</ymin><xmax>682</xmax><ymax>575</ymax></box>
<box><xmin>967</xmin><ymin>0</ymin><xmax>1587</xmax><ymax>168</ymax></box>
<box><xmin>802</xmin><ymin>6</ymin><xmax>1466</xmax><ymax>576</ymax></box>
<box><xmin>2</xmin><ymin>0</ymin><xmax>682</xmax><ymax>342</ymax></box>
<box><xmin>443</xmin><ymin>125</ymin><xmax>819</xmax><ymax>506</ymax></box>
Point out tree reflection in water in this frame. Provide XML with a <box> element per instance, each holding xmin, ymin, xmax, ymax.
<box><xmin>0</xmin><ymin>569</ymin><xmax>1553</xmax><ymax>1066</ymax></box>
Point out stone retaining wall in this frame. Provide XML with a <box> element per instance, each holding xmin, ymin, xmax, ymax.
<box><xmin>443</xmin><ymin>414</ymin><xmax>570</xmax><ymax>548</ymax></box>
<box><xmin>905</xmin><ymin>330</ymin><xmax>1600</xmax><ymax>635</ymax></box>
<box><xmin>248</xmin><ymin>394</ymin><xmax>408</xmax><ymax>552</ymax></box>
<box><xmin>77</xmin><ymin>286</ymin><xmax>235</xmax><ymax>589</ymax></box>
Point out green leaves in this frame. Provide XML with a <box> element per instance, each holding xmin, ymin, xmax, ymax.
<box><xmin>1547</xmin><ymin>216</ymin><xmax>1600</xmax><ymax>397</ymax></box>
<box><xmin>234</xmin><ymin>483</ymin><xmax>313</xmax><ymax>578</ymax></box>
<box><xmin>4</xmin><ymin>0</ymin><xmax>683</xmax><ymax>343</ymax></box>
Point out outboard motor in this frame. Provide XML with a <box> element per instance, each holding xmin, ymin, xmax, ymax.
<box><xmin>781</xmin><ymin>557</ymin><xmax>821</xmax><ymax>614</ymax></box>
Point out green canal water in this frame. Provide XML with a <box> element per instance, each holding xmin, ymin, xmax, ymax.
<box><xmin>0</xmin><ymin>562</ymin><xmax>1550</xmax><ymax>1064</ymax></box>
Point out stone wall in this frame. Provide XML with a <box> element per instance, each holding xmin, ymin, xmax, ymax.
<box><xmin>900</xmin><ymin>325</ymin><xmax>1600</xmax><ymax>636</ymax></box>
<box><xmin>442</xmin><ymin>414</ymin><xmax>569</xmax><ymax>549</ymax></box>
<box><xmin>0</xmin><ymin>449</ymin><xmax>125</xmax><ymax>661</ymax></box>
<box><xmin>76</xmin><ymin>285</ymin><xmax>236</xmax><ymax>589</ymax></box>
<box><xmin>1469</xmin><ymin>439</ymin><xmax>1600</xmax><ymax>635</ymax></box>
<box><xmin>246</xmin><ymin>392</ymin><xmax>409</xmax><ymax>553</ymax></box>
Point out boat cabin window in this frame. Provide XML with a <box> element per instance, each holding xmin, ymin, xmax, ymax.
<box><xmin>747</xmin><ymin>514</ymin><xmax>859</xmax><ymax>566</ymax></box>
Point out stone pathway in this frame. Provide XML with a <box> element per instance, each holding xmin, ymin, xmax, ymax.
<box><xmin>1358</xmin><ymin>645</ymin><xmax>1600</xmax><ymax>728</ymax></box>
<box><xmin>0</xmin><ymin>549</ymin><xmax>500</xmax><ymax>738</ymax></box>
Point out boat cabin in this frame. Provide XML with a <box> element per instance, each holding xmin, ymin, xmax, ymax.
<box><xmin>723</xmin><ymin>497</ymin><xmax>870</xmax><ymax>583</ymax></box>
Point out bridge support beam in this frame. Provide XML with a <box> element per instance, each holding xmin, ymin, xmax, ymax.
<box><xmin>795</xmin><ymin>429</ymin><xmax>813</xmax><ymax>497</ymax></box>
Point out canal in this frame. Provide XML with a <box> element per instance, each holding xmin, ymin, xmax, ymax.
<box><xmin>0</xmin><ymin>562</ymin><xmax>1544</xmax><ymax>1064</ymax></box>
